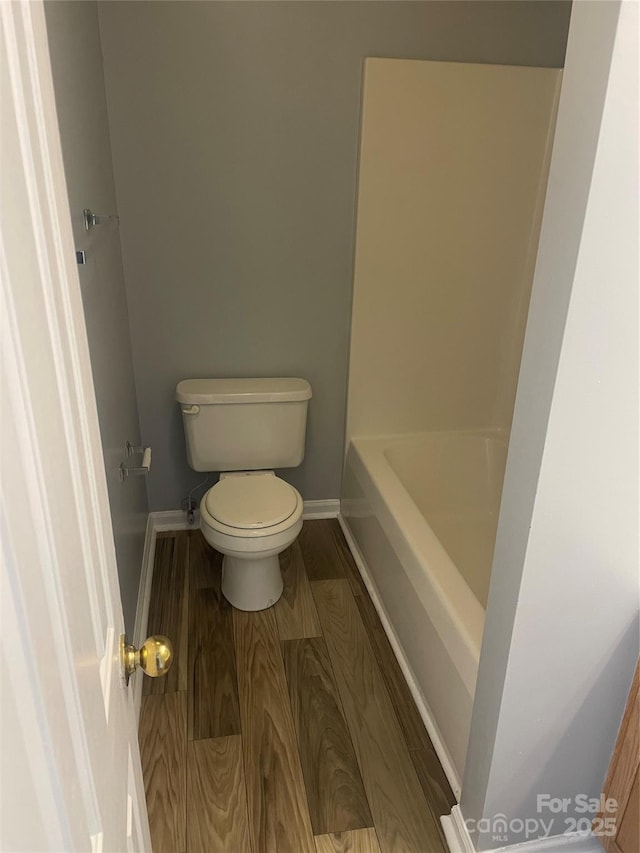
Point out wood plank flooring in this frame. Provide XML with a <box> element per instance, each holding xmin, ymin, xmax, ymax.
<box><xmin>282</xmin><ymin>636</ymin><xmax>372</xmax><ymax>835</ymax></box>
<box><xmin>144</xmin><ymin>534</ymin><xmax>189</xmax><ymax>694</ymax></box>
<box><xmin>234</xmin><ymin>606</ymin><xmax>315</xmax><ymax>853</ymax></box>
<box><xmin>187</xmin><ymin>735</ymin><xmax>250</xmax><ymax>853</ymax></box>
<box><xmin>314</xmin><ymin>828</ymin><xmax>382</xmax><ymax>853</ymax></box>
<box><xmin>188</xmin><ymin>532</ymin><xmax>239</xmax><ymax>741</ymax></box>
<box><xmin>139</xmin><ymin>692</ymin><xmax>187</xmax><ymax>852</ymax></box>
<box><xmin>138</xmin><ymin>520</ymin><xmax>455</xmax><ymax>852</ymax></box>
<box><xmin>311</xmin><ymin>580</ymin><xmax>442</xmax><ymax>853</ymax></box>
<box><xmin>274</xmin><ymin>540</ymin><xmax>322</xmax><ymax>641</ymax></box>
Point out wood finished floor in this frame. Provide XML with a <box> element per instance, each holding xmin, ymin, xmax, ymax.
<box><xmin>139</xmin><ymin>520</ymin><xmax>455</xmax><ymax>853</ymax></box>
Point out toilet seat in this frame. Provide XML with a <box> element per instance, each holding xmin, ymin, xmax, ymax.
<box><xmin>201</xmin><ymin>473</ymin><xmax>303</xmax><ymax>539</ymax></box>
<box><xmin>206</xmin><ymin>472</ymin><xmax>297</xmax><ymax>529</ymax></box>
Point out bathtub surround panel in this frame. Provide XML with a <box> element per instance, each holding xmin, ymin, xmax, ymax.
<box><xmin>96</xmin><ymin>0</ymin><xmax>570</xmax><ymax>511</ymax></box>
<box><xmin>342</xmin><ymin>56</ymin><xmax>561</xmax><ymax>791</ymax></box>
<box><xmin>347</xmin><ymin>58</ymin><xmax>561</xmax><ymax>443</ymax></box>
<box><xmin>383</xmin><ymin>433</ymin><xmax>507</xmax><ymax>608</ymax></box>
<box><xmin>44</xmin><ymin>0</ymin><xmax>148</xmax><ymax>635</ymax></box>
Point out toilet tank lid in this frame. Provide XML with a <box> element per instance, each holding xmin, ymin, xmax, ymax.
<box><xmin>176</xmin><ymin>377</ymin><xmax>312</xmax><ymax>405</ymax></box>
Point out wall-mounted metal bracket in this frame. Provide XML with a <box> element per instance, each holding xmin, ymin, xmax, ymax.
<box><xmin>83</xmin><ymin>208</ymin><xmax>119</xmax><ymax>231</ymax></box>
<box><xmin>120</xmin><ymin>444</ymin><xmax>151</xmax><ymax>481</ymax></box>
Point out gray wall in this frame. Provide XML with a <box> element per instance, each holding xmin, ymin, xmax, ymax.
<box><xmin>45</xmin><ymin>1</ymin><xmax>148</xmax><ymax>634</ymax></box>
<box><xmin>461</xmin><ymin>1</ymin><xmax>639</xmax><ymax>847</ymax></box>
<box><xmin>97</xmin><ymin>0</ymin><xmax>571</xmax><ymax>512</ymax></box>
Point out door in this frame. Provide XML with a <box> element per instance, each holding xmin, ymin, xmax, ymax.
<box><xmin>1</xmin><ymin>3</ymin><xmax>151</xmax><ymax>850</ymax></box>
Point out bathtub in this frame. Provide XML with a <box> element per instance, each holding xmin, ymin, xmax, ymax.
<box><xmin>340</xmin><ymin>430</ymin><xmax>507</xmax><ymax>795</ymax></box>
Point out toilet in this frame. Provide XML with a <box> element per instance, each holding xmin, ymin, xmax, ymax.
<box><xmin>176</xmin><ymin>377</ymin><xmax>312</xmax><ymax>611</ymax></box>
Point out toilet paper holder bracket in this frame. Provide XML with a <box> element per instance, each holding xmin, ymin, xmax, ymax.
<box><xmin>120</xmin><ymin>442</ymin><xmax>151</xmax><ymax>481</ymax></box>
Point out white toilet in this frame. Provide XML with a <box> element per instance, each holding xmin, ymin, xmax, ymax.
<box><xmin>176</xmin><ymin>377</ymin><xmax>312</xmax><ymax>611</ymax></box>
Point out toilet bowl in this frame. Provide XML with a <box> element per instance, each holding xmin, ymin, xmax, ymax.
<box><xmin>177</xmin><ymin>376</ymin><xmax>311</xmax><ymax>611</ymax></box>
<box><xmin>199</xmin><ymin>470</ymin><xmax>303</xmax><ymax>610</ymax></box>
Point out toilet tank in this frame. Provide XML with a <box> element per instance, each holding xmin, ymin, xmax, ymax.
<box><xmin>176</xmin><ymin>378</ymin><xmax>312</xmax><ymax>472</ymax></box>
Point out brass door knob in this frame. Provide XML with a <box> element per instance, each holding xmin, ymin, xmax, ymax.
<box><xmin>120</xmin><ymin>634</ymin><xmax>173</xmax><ymax>686</ymax></box>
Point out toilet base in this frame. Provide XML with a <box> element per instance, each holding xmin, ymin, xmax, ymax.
<box><xmin>221</xmin><ymin>553</ymin><xmax>284</xmax><ymax>611</ymax></box>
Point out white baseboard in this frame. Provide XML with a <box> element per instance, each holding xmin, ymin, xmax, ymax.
<box><xmin>149</xmin><ymin>499</ymin><xmax>339</xmax><ymax>531</ymax></box>
<box><xmin>151</xmin><ymin>508</ymin><xmax>200</xmax><ymax>530</ymax></box>
<box><xmin>442</xmin><ymin>806</ymin><xmax>476</xmax><ymax>853</ymax></box>
<box><xmin>302</xmin><ymin>499</ymin><xmax>340</xmax><ymax>519</ymax></box>
<box><xmin>441</xmin><ymin>805</ymin><xmax>601</xmax><ymax>853</ymax></box>
<box><xmin>337</xmin><ymin>514</ymin><xmax>462</xmax><ymax>799</ymax></box>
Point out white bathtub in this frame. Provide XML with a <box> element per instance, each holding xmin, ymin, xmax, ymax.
<box><xmin>340</xmin><ymin>430</ymin><xmax>507</xmax><ymax>794</ymax></box>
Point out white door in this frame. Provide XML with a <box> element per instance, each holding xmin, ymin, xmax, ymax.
<box><xmin>0</xmin><ymin>3</ymin><xmax>151</xmax><ymax>850</ymax></box>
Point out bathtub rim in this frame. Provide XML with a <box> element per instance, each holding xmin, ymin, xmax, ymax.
<box><xmin>345</xmin><ymin>430</ymin><xmax>500</xmax><ymax>695</ymax></box>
